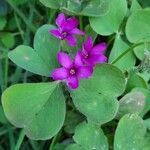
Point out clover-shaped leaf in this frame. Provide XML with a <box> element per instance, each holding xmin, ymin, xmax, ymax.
<box><xmin>71</xmin><ymin>64</ymin><xmax>126</xmax><ymax>124</ymax></box>
<box><xmin>134</xmin><ymin>43</ymin><xmax>150</xmax><ymax>60</ymax></box>
<box><xmin>126</xmin><ymin>72</ymin><xmax>148</xmax><ymax>92</ymax></box>
<box><xmin>73</xmin><ymin>122</ymin><xmax>108</xmax><ymax>150</ymax></box>
<box><xmin>2</xmin><ymin>82</ymin><xmax>66</xmax><ymax>140</ymax></box>
<box><xmin>109</xmin><ymin>36</ymin><xmax>136</xmax><ymax>71</ymax></box>
<box><xmin>90</xmin><ymin>0</ymin><xmax>127</xmax><ymax>35</ymax></box>
<box><xmin>62</xmin><ymin>0</ymin><xmax>110</xmax><ymax>17</ymax></box>
<box><xmin>65</xmin><ymin>144</ymin><xmax>86</xmax><ymax>150</ymax></box>
<box><xmin>8</xmin><ymin>24</ymin><xmax>60</xmax><ymax>77</ymax></box>
<box><xmin>118</xmin><ymin>91</ymin><xmax>145</xmax><ymax>118</ymax></box>
<box><xmin>39</xmin><ymin>0</ymin><xmax>64</xmax><ymax>9</ymax></box>
<box><xmin>114</xmin><ymin>114</ymin><xmax>146</xmax><ymax>150</ymax></box>
<box><xmin>132</xmin><ymin>88</ymin><xmax>150</xmax><ymax>116</ymax></box>
<box><xmin>126</xmin><ymin>8</ymin><xmax>150</xmax><ymax>43</ymax></box>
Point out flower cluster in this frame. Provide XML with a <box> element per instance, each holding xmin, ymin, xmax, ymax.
<box><xmin>50</xmin><ymin>13</ymin><xmax>107</xmax><ymax>89</ymax></box>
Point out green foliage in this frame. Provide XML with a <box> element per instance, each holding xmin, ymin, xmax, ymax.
<box><xmin>114</xmin><ymin>114</ymin><xmax>146</xmax><ymax>150</ymax></box>
<box><xmin>62</xmin><ymin>0</ymin><xmax>110</xmax><ymax>17</ymax></box>
<box><xmin>132</xmin><ymin>88</ymin><xmax>150</xmax><ymax>116</ymax></box>
<box><xmin>71</xmin><ymin>64</ymin><xmax>125</xmax><ymax>124</ymax></box>
<box><xmin>73</xmin><ymin>122</ymin><xmax>108</xmax><ymax>150</ymax></box>
<box><xmin>134</xmin><ymin>43</ymin><xmax>150</xmax><ymax>60</ymax></box>
<box><xmin>40</xmin><ymin>0</ymin><xmax>110</xmax><ymax>16</ymax></box>
<box><xmin>0</xmin><ymin>16</ymin><xmax>7</xmax><ymax>30</ymax></box>
<box><xmin>1</xmin><ymin>0</ymin><xmax>150</xmax><ymax>149</ymax></box>
<box><xmin>2</xmin><ymin>82</ymin><xmax>66</xmax><ymax>140</ymax></box>
<box><xmin>65</xmin><ymin>144</ymin><xmax>85</xmax><ymax>150</ymax></box>
<box><xmin>8</xmin><ymin>25</ymin><xmax>60</xmax><ymax>77</ymax></box>
<box><xmin>118</xmin><ymin>91</ymin><xmax>145</xmax><ymax>117</ymax></box>
<box><xmin>126</xmin><ymin>8</ymin><xmax>150</xmax><ymax>43</ymax></box>
<box><xmin>1</xmin><ymin>33</ymin><xmax>15</xmax><ymax>49</ymax></box>
<box><xmin>89</xmin><ymin>0</ymin><xmax>127</xmax><ymax>35</ymax></box>
<box><xmin>109</xmin><ymin>36</ymin><xmax>136</xmax><ymax>71</ymax></box>
<box><xmin>126</xmin><ymin>71</ymin><xmax>148</xmax><ymax>92</ymax></box>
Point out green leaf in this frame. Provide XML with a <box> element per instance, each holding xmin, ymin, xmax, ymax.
<box><xmin>89</xmin><ymin>0</ymin><xmax>127</xmax><ymax>35</ymax></box>
<box><xmin>1</xmin><ymin>33</ymin><xmax>15</xmax><ymax>49</ymax></box>
<box><xmin>73</xmin><ymin>122</ymin><xmax>108</xmax><ymax>150</ymax></box>
<box><xmin>53</xmin><ymin>143</ymin><xmax>66</xmax><ymax>150</ymax></box>
<box><xmin>2</xmin><ymin>82</ymin><xmax>66</xmax><ymax>140</ymax></box>
<box><xmin>62</xmin><ymin>0</ymin><xmax>110</xmax><ymax>17</ymax></box>
<box><xmin>109</xmin><ymin>36</ymin><xmax>136</xmax><ymax>71</ymax></box>
<box><xmin>139</xmin><ymin>0</ymin><xmax>150</xmax><ymax>7</ymax></box>
<box><xmin>126</xmin><ymin>8</ymin><xmax>150</xmax><ymax>43</ymax></box>
<box><xmin>64</xmin><ymin>111</ymin><xmax>84</xmax><ymax>134</ymax></box>
<box><xmin>8</xmin><ymin>24</ymin><xmax>60</xmax><ymax>77</ymax></box>
<box><xmin>0</xmin><ymin>16</ymin><xmax>7</xmax><ymax>30</ymax></box>
<box><xmin>130</xmin><ymin>0</ymin><xmax>142</xmax><ymax>13</ymax></box>
<box><xmin>114</xmin><ymin>114</ymin><xmax>146</xmax><ymax>150</ymax></box>
<box><xmin>126</xmin><ymin>72</ymin><xmax>148</xmax><ymax>92</ymax></box>
<box><xmin>8</xmin><ymin>45</ymin><xmax>51</xmax><ymax>77</ymax></box>
<box><xmin>132</xmin><ymin>88</ymin><xmax>150</xmax><ymax>116</ymax></box>
<box><xmin>39</xmin><ymin>0</ymin><xmax>64</xmax><ymax>9</ymax></box>
<box><xmin>34</xmin><ymin>25</ymin><xmax>60</xmax><ymax>69</ymax></box>
<box><xmin>71</xmin><ymin>64</ymin><xmax>126</xmax><ymax>124</ymax></box>
<box><xmin>13</xmin><ymin>0</ymin><xmax>28</xmax><ymax>5</ymax></box>
<box><xmin>65</xmin><ymin>144</ymin><xmax>86</xmax><ymax>150</ymax></box>
<box><xmin>118</xmin><ymin>91</ymin><xmax>145</xmax><ymax>118</ymax></box>
<box><xmin>134</xmin><ymin>43</ymin><xmax>150</xmax><ymax>60</ymax></box>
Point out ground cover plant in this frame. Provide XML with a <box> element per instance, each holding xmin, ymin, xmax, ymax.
<box><xmin>0</xmin><ymin>0</ymin><xmax>150</xmax><ymax>149</ymax></box>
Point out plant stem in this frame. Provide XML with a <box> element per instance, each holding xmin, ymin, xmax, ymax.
<box><xmin>111</xmin><ymin>42</ymin><xmax>143</xmax><ymax>64</ymax></box>
<box><xmin>14</xmin><ymin>130</ymin><xmax>25</xmax><ymax>150</ymax></box>
<box><xmin>49</xmin><ymin>134</ymin><xmax>58</xmax><ymax>150</ymax></box>
<box><xmin>49</xmin><ymin>130</ymin><xmax>62</xmax><ymax>150</ymax></box>
<box><xmin>6</xmin><ymin>0</ymin><xmax>36</xmax><ymax>33</ymax></box>
<box><xmin>4</xmin><ymin>54</ymin><xmax>9</xmax><ymax>89</ymax></box>
<box><xmin>79</xmin><ymin>16</ymin><xmax>83</xmax><ymax>30</ymax></box>
<box><xmin>48</xmin><ymin>9</ymin><xmax>57</xmax><ymax>24</ymax></box>
<box><xmin>14</xmin><ymin>12</ymin><xmax>24</xmax><ymax>41</ymax></box>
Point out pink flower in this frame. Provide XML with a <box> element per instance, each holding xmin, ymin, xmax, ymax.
<box><xmin>78</xmin><ymin>37</ymin><xmax>107</xmax><ymax>66</ymax></box>
<box><xmin>52</xmin><ymin>52</ymin><xmax>93</xmax><ymax>89</ymax></box>
<box><xmin>50</xmin><ymin>13</ymin><xmax>85</xmax><ymax>46</ymax></box>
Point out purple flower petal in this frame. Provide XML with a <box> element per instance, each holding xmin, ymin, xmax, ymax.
<box><xmin>50</xmin><ymin>29</ymin><xmax>62</xmax><ymax>39</ymax></box>
<box><xmin>77</xmin><ymin>66</ymin><xmax>93</xmax><ymax>79</ymax></box>
<box><xmin>91</xmin><ymin>42</ymin><xmax>107</xmax><ymax>55</ymax></box>
<box><xmin>74</xmin><ymin>51</ymin><xmax>83</xmax><ymax>67</ymax></box>
<box><xmin>66</xmin><ymin>35</ymin><xmax>77</xmax><ymax>46</ymax></box>
<box><xmin>56</xmin><ymin>13</ymin><xmax>66</xmax><ymax>27</ymax></box>
<box><xmin>70</xmin><ymin>28</ymin><xmax>85</xmax><ymax>35</ymax></box>
<box><xmin>52</xmin><ymin>67</ymin><xmax>68</xmax><ymax>80</ymax></box>
<box><xmin>83</xmin><ymin>36</ymin><xmax>93</xmax><ymax>52</ymax></box>
<box><xmin>57</xmin><ymin>52</ymin><xmax>73</xmax><ymax>68</ymax></box>
<box><xmin>67</xmin><ymin>76</ymin><xmax>79</xmax><ymax>89</ymax></box>
<box><xmin>88</xmin><ymin>55</ymin><xmax>107</xmax><ymax>65</ymax></box>
<box><xmin>63</xmin><ymin>17</ymin><xmax>79</xmax><ymax>31</ymax></box>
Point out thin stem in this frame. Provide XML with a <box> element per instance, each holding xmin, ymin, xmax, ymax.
<box><xmin>9</xmin><ymin>130</ymin><xmax>15</xmax><ymax>150</ymax></box>
<box><xmin>14</xmin><ymin>12</ymin><xmax>24</xmax><ymax>41</ymax></box>
<box><xmin>14</xmin><ymin>130</ymin><xmax>25</xmax><ymax>150</ymax></box>
<box><xmin>111</xmin><ymin>42</ymin><xmax>143</xmax><ymax>64</ymax></box>
<box><xmin>4</xmin><ymin>55</ymin><xmax>9</xmax><ymax>89</ymax></box>
<box><xmin>49</xmin><ymin>130</ymin><xmax>62</xmax><ymax>150</ymax></box>
<box><xmin>79</xmin><ymin>16</ymin><xmax>83</xmax><ymax>31</ymax></box>
<box><xmin>6</xmin><ymin>0</ymin><xmax>36</xmax><ymax>33</ymax></box>
<box><xmin>49</xmin><ymin>135</ymin><xmax>58</xmax><ymax>150</ymax></box>
<box><xmin>107</xmin><ymin>34</ymin><xmax>115</xmax><ymax>48</ymax></box>
<box><xmin>48</xmin><ymin>9</ymin><xmax>57</xmax><ymax>24</ymax></box>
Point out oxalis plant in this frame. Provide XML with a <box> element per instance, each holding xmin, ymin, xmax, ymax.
<box><xmin>1</xmin><ymin>0</ymin><xmax>150</xmax><ymax>149</ymax></box>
